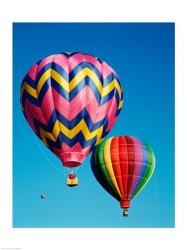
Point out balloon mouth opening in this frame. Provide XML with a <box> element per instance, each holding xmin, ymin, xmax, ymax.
<box><xmin>64</xmin><ymin>161</ymin><xmax>81</xmax><ymax>167</ymax></box>
<box><xmin>120</xmin><ymin>200</ymin><xmax>130</xmax><ymax>208</ymax></box>
<box><xmin>58</xmin><ymin>152</ymin><xmax>86</xmax><ymax>167</ymax></box>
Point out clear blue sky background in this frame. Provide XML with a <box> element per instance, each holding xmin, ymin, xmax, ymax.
<box><xmin>13</xmin><ymin>23</ymin><xmax>175</xmax><ymax>228</ymax></box>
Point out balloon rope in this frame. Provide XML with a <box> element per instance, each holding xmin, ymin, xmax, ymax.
<box><xmin>32</xmin><ymin>134</ymin><xmax>82</xmax><ymax>178</ymax></box>
<box><xmin>32</xmin><ymin>134</ymin><xmax>67</xmax><ymax>177</ymax></box>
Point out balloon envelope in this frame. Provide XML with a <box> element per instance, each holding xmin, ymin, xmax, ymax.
<box><xmin>20</xmin><ymin>52</ymin><xmax>123</xmax><ymax>168</ymax></box>
<box><xmin>91</xmin><ymin>136</ymin><xmax>155</xmax><ymax>210</ymax></box>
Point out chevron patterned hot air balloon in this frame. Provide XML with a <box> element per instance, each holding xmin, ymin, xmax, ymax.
<box><xmin>20</xmin><ymin>52</ymin><xmax>123</xmax><ymax>185</ymax></box>
<box><xmin>91</xmin><ymin>136</ymin><xmax>155</xmax><ymax>216</ymax></box>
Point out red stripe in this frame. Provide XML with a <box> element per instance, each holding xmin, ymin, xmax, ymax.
<box><xmin>126</xmin><ymin>136</ymin><xmax>135</xmax><ymax>198</ymax></box>
<box><xmin>118</xmin><ymin>136</ymin><xmax>128</xmax><ymax>200</ymax></box>
<box><xmin>110</xmin><ymin>137</ymin><xmax>124</xmax><ymax>198</ymax></box>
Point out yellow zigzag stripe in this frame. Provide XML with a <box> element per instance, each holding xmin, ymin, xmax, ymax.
<box><xmin>118</xmin><ymin>100</ymin><xmax>123</xmax><ymax>110</ymax></box>
<box><xmin>39</xmin><ymin>119</ymin><xmax>104</xmax><ymax>146</ymax></box>
<box><xmin>33</xmin><ymin>68</ymin><xmax>122</xmax><ymax>98</ymax></box>
<box><xmin>20</xmin><ymin>82</ymin><xmax>37</xmax><ymax>99</ymax></box>
<box><xmin>21</xmin><ymin>80</ymin><xmax>123</xmax><ymax>110</ymax></box>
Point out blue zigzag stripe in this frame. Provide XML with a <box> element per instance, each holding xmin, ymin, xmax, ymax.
<box><xmin>44</xmin><ymin>128</ymin><xmax>111</xmax><ymax>150</ymax></box>
<box><xmin>30</xmin><ymin>108</ymin><xmax>110</xmax><ymax>134</ymax></box>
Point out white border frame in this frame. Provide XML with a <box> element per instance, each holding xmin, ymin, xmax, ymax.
<box><xmin>0</xmin><ymin>0</ymin><xmax>185</xmax><ymax>249</ymax></box>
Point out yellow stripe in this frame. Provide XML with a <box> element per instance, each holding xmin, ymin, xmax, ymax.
<box><xmin>70</xmin><ymin>71</ymin><xmax>122</xmax><ymax>98</ymax></box>
<box><xmin>35</xmin><ymin>67</ymin><xmax>122</xmax><ymax>98</ymax></box>
<box><xmin>118</xmin><ymin>99</ymin><xmax>123</xmax><ymax>110</ymax></box>
<box><xmin>51</xmin><ymin>121</ymin><xmax>61</xmax><ymax>140</ymax></box>
<box><xmin>59</xmin><ymin>119</ymin><xmax>103</xmax><ymax>145</ymax></box>
<box><xmin>114</xmin><ymin>80</ymin><xmax>122</xmax><ymax>99</ymax></box>
<box><xmin>21</xmin><ymin>82</ymin><xmax>37</xmax><ymax>99</ymax></box>
<box><xmin>37</xmin><ymin>69</ymin><xmax>69</xmax><ymax>94</ymax></box>
<box><xmin>102</xmin><ymin>79</ymin><xmax>121</xmax><ymax>99</ymax></box>
<box><xmin>102</xmin><ymin>80</ymin><xmax>115</xmax><ymax>96</ymax></box>
<box><xmin>103</xmin><ymin>138</ymin><xmax>122</xmax><ymax>198</ymax></box>
<box><xmin>39</xmin><ymin>119</ymin><xmax>104</xmax><ymax>146</ymax></box>
<box><xmin>69</xmin><ymin>68</ymin><xmax>103</xmax><ymax>93</ymax></box>
<box><xmin>39</xmin><ymin>127</ymin><xmax>56</xmax><ymax>146</ymax></box>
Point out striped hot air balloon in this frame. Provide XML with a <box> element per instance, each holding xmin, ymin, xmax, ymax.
<box><xmin>91</xmin><ymin>136</ymin><xmax>155</xmax><ymax>216</ymax></box>
<box><xmin>20</xmin><ymin>52</ymin><xmax>123</xmax><ymax>184</ymax></box>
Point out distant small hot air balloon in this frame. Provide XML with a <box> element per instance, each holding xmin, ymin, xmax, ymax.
<box><xmin>20</xmin><ymin>52</ymin><xmax>123</xmax><ymax>185</ymax></box>
<box><xmin>91</xmin><ymin>136</ymin><xmax>155</xmax><ymax>216</ymax></box>
<box><xmin>40</xmin><ymin>194</ymin><xmax>46</xmax><ymax>200</ymax></box>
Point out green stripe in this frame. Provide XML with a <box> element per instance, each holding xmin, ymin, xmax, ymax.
<box><xmin>96</xmin><ymin>140</ymin><xmax>109</xmax><ymax>180</ymax></box>
<box><xmin>96</xmin><ymin>139</ymin><xmax>121</xmax><ymax>200</ymax></box>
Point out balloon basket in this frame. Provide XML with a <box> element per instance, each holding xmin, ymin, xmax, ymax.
<box><xmin>66</xmin><ymin>174</ymin><xmax>78</xmax><ymax>187</ymax></box>
<box><xmin>123</xmin><ymin>208</ymin><xmax>129</xmax><ymax>217</ymax></box>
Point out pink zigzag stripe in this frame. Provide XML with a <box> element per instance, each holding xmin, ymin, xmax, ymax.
<box><xmin>25</xmin><ymin>89</ymin><xmax>119</xmax><ymax>132</ymax></box>
<box><xmin>36</xmin><ymin>53</ymin><xmax>102</xmax><ymax>75</ymax></box>
<box><xmin>24</xmin><ymin>85</ymin><xmax>119</xmax><ymax>131</ymax></box>
<box><xmin>37</xmin><ymin>54</ymin><xmax>69</xmax><ymax>74</ymax></box>
<box><xmin>69</xmin><ymin>54</ymin><xmax>117</xmax><ymax>79</ymax></box>
<box><xmin>24</xmin><ymin>99</ymin><xmax>37</xmax><ymax>133</ymax></box>
<box><xmin>24</xmin><ymin>81</ymin><xmax>121</xmax><ymax>133</ymax></box>
<box><xmin>106</xmin><ymin>116</ymin><xmax>118</xmax><ymax>132</ymax></box>
<box><xmin>29</xmin><ymin>54</ymin><xmax>117</xmax><ymax>81</ymax></box>
<box><xmin>24</xmin><ymin>98</ymin><xmax>47</xmax><ymax>125</ymax></box>
<box><xmin>51</xmin><ymin>86</ymin><xmax>118</xmax><ymax>122</ymax></box>
<box><xmin>101</xmin><ymin>61</ymin><xmax>118</xmax><ymax>79</ymax></box>
<box><xmin>68</xmin><ymin>53</ymin><xmax>102</xmax><ymax>73</ymax></box>
<box><xmin>27</xmin><ymin>63</ymin><xmax>38</xmax><ymax>81</ymax></box>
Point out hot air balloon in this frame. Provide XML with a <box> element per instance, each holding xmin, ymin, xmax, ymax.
<box><xmin>40</xmin><ymin>194</ymin><xmax>46</xmax><ymax>200</ymax></box>
<box><xmin>91</xmin><ymin>136</ymin><xmax>155</xmax><ymax>216</ymax></box>
<box><xmin>20</xmin><ymin>52</ymin><xmax>123</xmax><ymax>185</ymax></box>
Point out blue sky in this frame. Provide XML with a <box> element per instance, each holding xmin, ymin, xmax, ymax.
<box><xmin>13</xmin><ymin>23</ymin><xmax>175</xmax><ymax>228</ymax></box>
